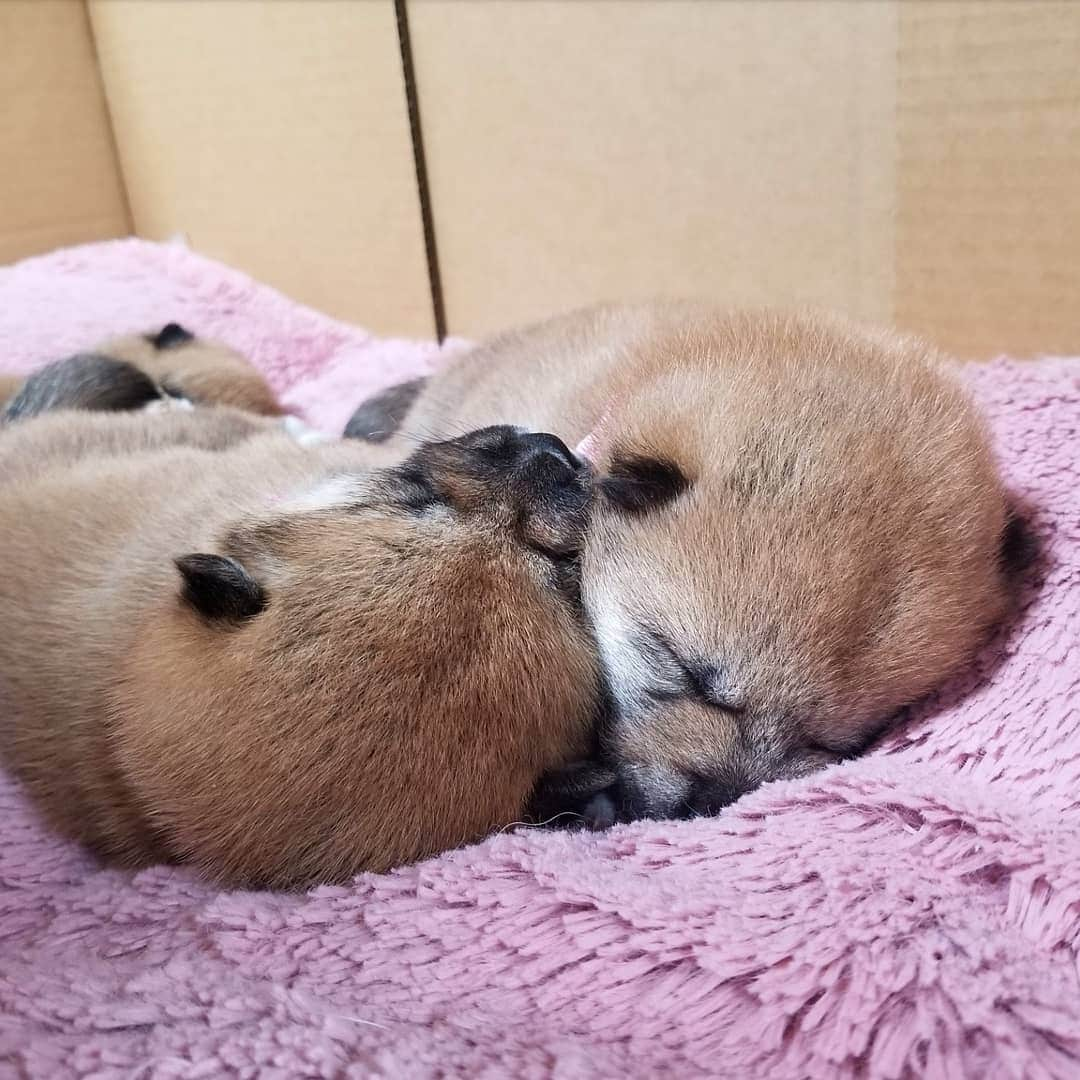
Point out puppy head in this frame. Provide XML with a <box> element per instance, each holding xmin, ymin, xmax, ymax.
<box><xmin>558</xmin><ymin>310</ymin><xmax>1013</xmax><ymax>823</ymax></box>
<box><xmin>195</xmin><ymin>424</ymin><xmax>592</xmax><ymax>596</ymax></box>
<box><xmin>152</xmin><ymin>426</ymin><xmax>599</xmax><ymax>879</ymax></box>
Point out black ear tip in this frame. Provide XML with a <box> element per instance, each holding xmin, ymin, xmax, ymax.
<box><xmin>175</xmin><ymin>553</ymin><xmax>266</xmax><ymax>620</ymax></box>
<box><xmin>150</xmin><ymin>323</ymin><xmax>195</xmax><ymax>350</ymax></box>
<box><xmin>1000</xmin><ymin>505</ymin><xmax>1039</xmax><ymax>577</ymax></box>
<box><xmin>599</xmin><ymin>455</ymin><xmax>689</xmax><ymax>514</ymax></box>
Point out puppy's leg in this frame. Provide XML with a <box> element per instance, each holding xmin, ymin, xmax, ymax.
<box><xmin>344</xmin><ymin>377</ymin><xmax>427</xmax><ymax>442</ymax></box>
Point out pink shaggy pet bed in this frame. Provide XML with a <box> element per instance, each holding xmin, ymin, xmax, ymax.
<box><xmin>1</xmin><ymin>239</ymin><xmax>1079</xmax><ymax>1079</ymax></box>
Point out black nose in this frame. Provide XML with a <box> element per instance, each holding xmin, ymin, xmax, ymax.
<box><xmin>515</xmin><ymin>432</ymin><xmax>583</xmax><ymax>477</ymax></box>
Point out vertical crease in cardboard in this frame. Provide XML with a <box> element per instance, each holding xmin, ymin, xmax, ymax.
<box><xmin>82</xmin><ymin>0</ymin><xmax>135</xmax><ymax>238</ymax></box>
<box><xmin>396</xmin><ymin>0</ymin><xmax>446</xmax><ymax>343</ymax></box>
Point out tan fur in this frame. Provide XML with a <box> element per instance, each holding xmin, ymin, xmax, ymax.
<box><xmin>0</xmin><ymin>410</ymin><xmax>597</xmax><ymax>887</ymax></box>
<box><xmin>392</xmin><ymin>302</ymin><xmax>1013</xmax><ymax>816</ymax></box>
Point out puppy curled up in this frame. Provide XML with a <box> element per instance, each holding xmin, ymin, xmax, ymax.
<box><xmin>0</xmin><ymin>321</ymin><xmax>282</xmax><ymax>422</ymax></box>
<box><xmin>0</xmin><ymin>358</ymin><xmax>600</xmax><ymax>889</ymax></box>
<box><xmin>351</xmin><ymin>303</ymin><xmax>1025</xmax><ymax>825</ymax></box>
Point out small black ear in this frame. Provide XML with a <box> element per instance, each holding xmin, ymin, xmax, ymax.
<box><xmin>175</xmin><ymin>554</ymin><xmax>266</xmax><ymax>620</ymax></box>
<box><xmin>149</xmin><ymin>323</ymin><xmax>194</xmax><ymax>350</ymax></box>
<box><xmin>1000</xmin><ymin>507</ymin><xmax>1038</xmax><ymax>578</ymax></box>
<box><xmin>599</xmin><ymin>455</ymin><xmax>689</xmax><ymax>514</ymax></box>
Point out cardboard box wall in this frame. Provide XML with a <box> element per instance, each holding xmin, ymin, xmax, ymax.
<box><xmin>2</xmin><ymin>0</ymin><xmax>1078</xmax><ymax>354</ymax></box>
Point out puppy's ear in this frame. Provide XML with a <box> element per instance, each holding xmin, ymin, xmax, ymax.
<box><xmin>599</xmin><ymin>455</ymin><xmax>689</xmax><ymax>514</ymax></box>
<box><xmin>149</xmin><ymin>323</ymin><xmax>195</xmax><ymax>350</ymax></box>
<box><xmin>1000</xmin><ymin>505</ymin><xmax>1038</xmax><ymax>579</ymax></box>
<box><xmin>175</xmin><ymin>554</ymin><xmax>266</xmax><ymax>620</ymax></box>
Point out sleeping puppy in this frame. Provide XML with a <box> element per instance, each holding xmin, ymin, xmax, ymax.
<box><xmin>101</xmin><ymin>322</ymin><xmax>285</xmax><ymax>416</ymax></box>
<box><xmin>0</xmin><ymin>363</ymin><xmax>598</xmax><ymax>888</ymax></box>
<box><xmin>0</xmin><ymin>322</ymin><xmax>282</xmax><ymax>420</ymax></box>
<box><xmin>349</xmin><ymin>302</ymin><xmax>1019</xmax><ymax>825</ymax></box>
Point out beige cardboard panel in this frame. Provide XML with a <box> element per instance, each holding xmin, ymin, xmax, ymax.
<box><xmin>89</xmin><ymin>0</ymin><xmax>432</xmax><ymax>337</ymax></box>
<box><xmin>408</xmin><ymin>0</ymin><xmax>897</xmax><ymax>339</ymax></box>
<box><xmin>0</xmin><ymin>0</ymin><xmax>131</xmax><ymax>266</ymax></box>
<box><xmin>895</xmin><ymin>2</ymin><xmax>1080</xmax><ymax>359</ymax></box>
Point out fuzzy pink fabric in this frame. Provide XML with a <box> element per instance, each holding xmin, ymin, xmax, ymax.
<box><xmin>2</xmin><ymin>239</ymin><xmax>1079</xmax><ymax>1079</ymax></box>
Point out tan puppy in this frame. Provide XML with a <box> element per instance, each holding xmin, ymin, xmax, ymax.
<box><xmin>0</xmin><ymin>323</ymin><xmax>282</xmax><ymax>420</ymax></box>
<box><xmin>0</xmin><ymin>374</ymin><xmax>598</xmax><ymax>887</ymax></box>
<box><xmin>351</xmin><ymin>302</ymin><xmax>1018</xmax><ymax>823</ymax></box>
<box><xmin>102</xmin><ymin>322</ymin><xmax>285</xmax><ymax>416</ymax></box>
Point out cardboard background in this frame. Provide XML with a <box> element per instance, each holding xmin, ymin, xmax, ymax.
<box><xmin>2</xmin><ymin>0</ymin><xmax>1078</xmax><ymax>354</ymax></box>
<box><xmin>88</xmin><ymin>0</ymin><xmax>432</xmax><ymax>337</ymax></box>
<box><xmin>0</xmin><ymin>0</ymin><xmax>130</xmax><ymax>267</ymax></box>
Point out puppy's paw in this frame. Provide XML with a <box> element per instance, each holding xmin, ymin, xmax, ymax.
<box><xmin>282</xmin><ymin>415</ymin><xmax>335</xmax><ymax>447</ymax></box>
<box><xmin>143</xmin><ymin>394</ymin><xmax>194</xmax><ymax>414</ymax></box>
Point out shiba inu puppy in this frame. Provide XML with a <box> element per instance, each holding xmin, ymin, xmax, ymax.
<box><xmin>0</xmin><ymin>361</ymin><xmax>598</xmax><ymax>888</ymax></box>
<box><xmin>0</xmin><ymin>323</ymin><xmax>282</xmax><ymax>422</ymax></box>
<box><xmin>349</xmin><ymin>302</ymin><xmax>1019</xmax><ymax>825</ymax></box>
<box><xmin>102</xmin><ymin>322</ymin><xmax>284</xmax><ymax>416</ymax></box>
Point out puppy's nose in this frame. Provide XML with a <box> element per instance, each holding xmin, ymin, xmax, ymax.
<box><xmin>515</xmin><ymin>432</ymin><xmax>583</xmax><ymax>476</ymax></box>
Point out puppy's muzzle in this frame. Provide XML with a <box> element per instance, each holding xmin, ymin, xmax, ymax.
<box><xmin>511</xmin><ymin>430</ymin><xmax>587</xmax><ymax>480</ymax></box>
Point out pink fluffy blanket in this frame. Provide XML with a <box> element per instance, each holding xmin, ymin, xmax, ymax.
<box><xmin>1</xmin><ymin>240</ymin><xmax>1078</xmax><ymax>1079</ymax></box>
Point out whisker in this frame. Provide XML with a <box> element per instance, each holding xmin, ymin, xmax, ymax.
<box><xmin>330</xmin><ymin>1014</ymin><xmax>391</xmax><ymax>1031</ymax></box>
<box><xmin>496</xmin><ymin>810</ymin><xmax>585</xmax><ymax>833</ymax></box>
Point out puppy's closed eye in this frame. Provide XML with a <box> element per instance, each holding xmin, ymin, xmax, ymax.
<box><xmin>599</xmin><ymin>455</ymin><xmax>688</xmax><ymax>514</ymax></box>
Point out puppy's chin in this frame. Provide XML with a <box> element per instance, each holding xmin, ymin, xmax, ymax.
<box><xmin>531</xmin><ymin>748</ymin><xmax>842</xmax><ymax>830</ymax></box>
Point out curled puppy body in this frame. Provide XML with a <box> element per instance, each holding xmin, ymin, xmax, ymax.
<box><xmin>0</xmin><ymin>407</ymin><xmax>598</xmax><ymax>888</ymax></box>
<box><xmin>0</xmin><ymin>322</ymin><xmax>283</xmax><ymax>421</ymax></box>
<box><xmin>352</xmin><ymin>303</ymin><xmax>1018</xmax><ymax>823</ymax></box>
<box><xmin>102</xmin><ymin>323</ymin><xmax>285</xmax><ymax>416</ymax></box>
